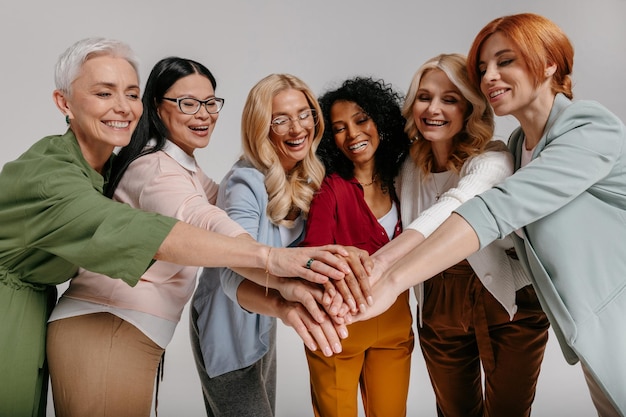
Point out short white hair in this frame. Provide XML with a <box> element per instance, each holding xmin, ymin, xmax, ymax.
<box><xmin>54</xmin><ymin>37</ymin><xmax>140</xmax><ymax>94</ymax></box>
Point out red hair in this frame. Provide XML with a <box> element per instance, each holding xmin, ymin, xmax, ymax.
<box><xmin>467</xmin><ymin>13</ymin><xmax>574</xmax><ymax>99</ymax></box>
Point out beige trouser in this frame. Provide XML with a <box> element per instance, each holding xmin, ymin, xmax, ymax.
<box><xmin>47</xmin><ymin>313</ymin><xmax>164</xmax><ymax>417</ymax></box>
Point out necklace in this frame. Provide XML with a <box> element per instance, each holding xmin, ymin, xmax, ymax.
<box><xmin>432</xmin><ymin>171</ymin><xmax>454</xmax><ymax>201</ymax></box>
<box><xmin>358</xmin><ymin>174</ymin><xmax>377</xmax><ymax>187</ymax></box>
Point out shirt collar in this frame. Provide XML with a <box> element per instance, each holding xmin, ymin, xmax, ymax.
<box><xmin>159</xmin><ymin>139</ymin><xmax>198</xmax><ymax>173</ymax></box>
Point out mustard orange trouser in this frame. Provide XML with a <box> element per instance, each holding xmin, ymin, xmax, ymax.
<box><xmin>306</xmin><ymin>290</ymin><xmax>414</xmax><ymax>417</ymax></box>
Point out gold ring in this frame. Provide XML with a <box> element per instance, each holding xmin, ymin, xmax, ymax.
<box><xmin>305</xmin><ymin>258</ymin><xmax>314</xmax><ymax>269</ymax></box>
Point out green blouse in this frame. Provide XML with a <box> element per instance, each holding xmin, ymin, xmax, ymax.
<box><xmin>0</xmin><ymin>129</ymin><xmax>177</xmax><ymax>416</ymax></box>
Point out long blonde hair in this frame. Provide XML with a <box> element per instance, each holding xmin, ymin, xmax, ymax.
<box><xmin>241</xmin><ymin>73</ymin><xmax>325</xmax><ymax>227</ymax></box>
<box><xmin>403</xmin><ymin>53</ymin><xmax>494</xmax><ymax>176</ymax></box>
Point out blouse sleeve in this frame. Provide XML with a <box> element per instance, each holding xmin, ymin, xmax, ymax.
<box><xmin>119</xmin><ymin>153</ymin><xmax>245</xmax><ymax>238</ymax></box>
<box><xmin>30</xmin><ymin>163</ymin><xmax>176</xmax><ymax>284</ymax></box>
<box><xmin>199</xmin><ymin>168</ymin><xmax>220</xmax><ymax>205</ymax></box>
<box><xmin>299</xmin><ymin>178</ymin><xmax>338</xmax><ymax>247</ymax></box>
<box><xmin>406</xmin><ymin>141</ymin><xmax>513</xmax><ymax>238</ymax></box>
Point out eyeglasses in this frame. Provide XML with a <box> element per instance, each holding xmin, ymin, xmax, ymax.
<box><xmin>161</xmin><ymin>97</ymin><xmax>225</xmax><ymax>115</ymax></box>
<box><xmin>270</xmin><ymin>109</ymin><xmax>318</xmax><ymax>135</ymax></box>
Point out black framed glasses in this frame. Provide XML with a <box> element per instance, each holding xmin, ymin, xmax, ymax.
<box><xmin>270</xmin><ymin>109</ymin><xmax>318</xmax><ymax>135</ymax></box>
<box><xmin>162</xmin><ymin>97</ymin><xmax>225</xmax><ymax>115</ymax></box>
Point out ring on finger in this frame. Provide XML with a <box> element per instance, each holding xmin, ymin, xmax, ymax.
<box><xmin>305</xmin><ymin>258</ymin><xmax>315</xmax><ymax>269</ymax></box>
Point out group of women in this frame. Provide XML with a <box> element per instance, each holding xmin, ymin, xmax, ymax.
<box><xmin>0</xmin><ymin>11</ymin><xmax>624</xmax><ymax>417</ymax></box>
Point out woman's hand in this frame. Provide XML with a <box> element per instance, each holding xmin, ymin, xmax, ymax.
<box><xmin>277</xmin><ymin>278</ymin><xmax>352</xmax><ymax>326</ymax></box>
<box><xmin>352</xmin><ymin>271</ymin><xmax>400</xmax><ymax>322</ymax></box>
<box><xmin>275</xmin><ymin>278</ymin><xmax>328</xmax><ymax>323</ymax></box>
<box><xmin>275</xmin><ymin>294</ymin><xmax>348</xmax><ymax>357</ymax></box>
<box><xmin>317</xmin><ymin>247</ymin><xmax>373</xmax><ymax>314</ymax></box>
<box><xmin>235</xmin><ymin>280</ymin><xmax>347</xmax><ymax>356</ymax></box>
<box><xmin>269</xmin><ymin>245</ymin><xmax>353</xmax><ymax>283</ymax></box>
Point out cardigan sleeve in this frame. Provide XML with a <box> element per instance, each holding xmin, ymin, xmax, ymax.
<box><xmin>406</xmin><ymin>141</ymin><xmax>513</xmax><ymax>238</ymax></box>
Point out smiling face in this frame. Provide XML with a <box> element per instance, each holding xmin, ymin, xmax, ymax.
<box><xmin>478</xmin><ymin>32</ymin><xmax>541</xmax><ymax>118</ymax></box>
<box><xmin>268</xmin><ymin>88</ymin><xmax>315</xmax><ymax>172</ymax></box>
<box><xmin>54</xmin><ymin>55</ymin><xmax>142</xmax><ymax>170</ymax></box>
<box><xmin>330</xmin><ymin>100</ymin><xmax>379</xmax><ymax>168</ymax></box>
<box><xmin>157</xmin><ymin>73</ymin><xmax>219</xmax><ymax>155</ymax></box>
<box><xmin>413</xmin><ymin>68</ymin><xmax>467</xmax><ymax>148</ymax></box>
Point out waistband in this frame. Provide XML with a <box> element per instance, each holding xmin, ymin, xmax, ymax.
<box><xmin>0</xmin><ymin>266</ymin><xmax>48</xmax><ymax>292</ymax></box>
<box><xmin>439</xmin><ymin>259</ymin><xmax>473</xmax><ymax>277</ymax></box>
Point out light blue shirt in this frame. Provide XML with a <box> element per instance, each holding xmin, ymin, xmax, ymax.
<box><xmin>191</xmin><ymin>159</ymin><xmax>303</xmax><ymax>377</ymax></box>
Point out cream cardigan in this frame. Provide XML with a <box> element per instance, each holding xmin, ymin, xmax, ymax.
<box><xmin>395</xmin><ymin>140</ymin><xmax>531</xmax><ymax>324</ymax></box>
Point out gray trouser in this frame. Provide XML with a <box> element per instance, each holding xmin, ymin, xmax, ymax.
<box><xmin>190</xmin><ymin>305</ymin><xmax>277</xmax><ymax>417</ymax></box>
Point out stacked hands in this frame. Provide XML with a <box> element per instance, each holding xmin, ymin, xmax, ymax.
<box><xmin>264</xmin><ymin>244</ymin><xmax>378</xmax><ymax>357</ymax></box>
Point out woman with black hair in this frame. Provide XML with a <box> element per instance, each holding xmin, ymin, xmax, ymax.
<box><xmin>46</xmin><ymin>58</ymin><xmax>354</xmax><ymax>417</ymax></box>
<box><xmin>300</xmin><ymin>77</ymin><xmax>414</xmax><ymax>417</ymax></box>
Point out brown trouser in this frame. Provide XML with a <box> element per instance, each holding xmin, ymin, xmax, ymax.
<box><xmin>419</xmin><ymin>260</ymin><xmax>550</xmax><ymax>417</ymax></box>
<box><xmin>47</xmin><ymin>313</ymin><xmax>164</xmax><ymax>417</ymax></box>
<box><xmin>306</xmin><ymin>290</ymin><xmax>414</xmax><ymax>417</ymax></box>
<box><xmin>582</xmin><ymin>364</ymin><xmax>622</xmax><ymax>417</ymax></box>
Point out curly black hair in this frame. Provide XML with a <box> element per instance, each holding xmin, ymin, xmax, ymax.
<box><xmin>317</xmin><ymin>77</ymin><xmax>410</xmax><ymax>191</ymax></box>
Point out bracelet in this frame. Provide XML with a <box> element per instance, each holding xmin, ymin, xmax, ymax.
<box><xmin>265</xmin><ymin>247</ymin><xmax>272</xmax><ymax>296</ymax></box>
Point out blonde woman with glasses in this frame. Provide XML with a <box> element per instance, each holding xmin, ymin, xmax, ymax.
<box><xmin>190</xmin><ymin>73</ymin><xmax>366</xmax><ymax>417</ymax></box>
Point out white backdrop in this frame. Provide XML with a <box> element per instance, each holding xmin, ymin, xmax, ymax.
<box><xmin>1</xmin><ymin>1</ymin><xmax>625</xmax><ymax>416</ymax></box>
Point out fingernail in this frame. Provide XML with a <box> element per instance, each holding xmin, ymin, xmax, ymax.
<box><xmin>333</xmin><ymin>343</ymin><xmax>342</xmax><ymax>353</ymax></box>
<box><xmin>359</xmin><ymin>304</ymin><xmax>367</xmax><ymax>314</ymax></box>
<box><xmin>309</xmin><ymin>343</ymin><xmax>317</xmax><ymax>351</ymax></box>
<box><xmin>340</xmin><ymin>328</ymin><xmax>348</xmax><ymax>339</ymax></box>
<box><xmin>345</xmin><ymin>315</ymin><xmax>353</xmax><ymax>324</ymax></box>
<box><xmin>367</xmin><ymin>296</ymin><xmax>373</xmax><ymax>306</ymax></box>
<box><xmin>324</xmin><ymin>346</ymin><xmax>333</xmax><ymax>357</ymax></box>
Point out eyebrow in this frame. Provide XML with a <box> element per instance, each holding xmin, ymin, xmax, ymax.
<box><xmin>332</xmin><ymin>111</ymin><xmax>367</xmax><ymax>125</ymax></box>
<box><xmin>478</xmin><ymin>48</ymin><xmax>515</xmax><ymax>66</ymax></box>
<box><xmin>272</xmin><ymin>107</ymin><xmax>310</xmax><ymax>118</ymax></box>
<box><xmin>93</xmin><ymin>81</ymin><xmax>140</xmax><ymax>90</ymax></box>
<box><xmin>417</xmin><ymin>88</ymin><xmax>461</xmax><ymax>95</ymax></box>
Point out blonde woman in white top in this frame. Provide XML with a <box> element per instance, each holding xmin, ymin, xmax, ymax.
<box><xmin>372</xmin><ymin>53</ymin><xmax>550</xmax><ymax>417</ymax></box>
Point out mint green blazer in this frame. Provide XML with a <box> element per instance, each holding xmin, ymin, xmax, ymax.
<box><xmin>456</xmin><ymin>94</ymin><xmax>626</xmax><ymax>415</ymax></box>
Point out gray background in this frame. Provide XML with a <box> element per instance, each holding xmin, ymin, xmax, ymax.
<box><xmin>1</xmin><ymin>0</ymin><xmax>624</xmax><ymax>415</ymax></box>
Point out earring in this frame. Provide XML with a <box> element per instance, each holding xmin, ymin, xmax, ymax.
<box><xmin>65</xmin><ymin>115</ymin><xmax>70</xmax><ymax>125</ymax></box>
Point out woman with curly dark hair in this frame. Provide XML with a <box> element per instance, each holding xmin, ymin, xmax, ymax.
<box><xmin>299</xmin><ymin>77</ymin><xmax>414</xmax><ymax>417</ymax></box>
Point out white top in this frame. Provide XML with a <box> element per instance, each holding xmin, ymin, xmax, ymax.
<box><xmin>395</xmin><ymin>140</ymin><xmax>532</xmax><ymax>323</ymax></box>
<box><xmin>279</xmin><ymin>216</ymin><xmax>305</xmax><ymax>247</ymax></box>
<box><xmin>379</xmin><ymin>200</ymin><xmax>399</xmax><ymax>240</ymax></box>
